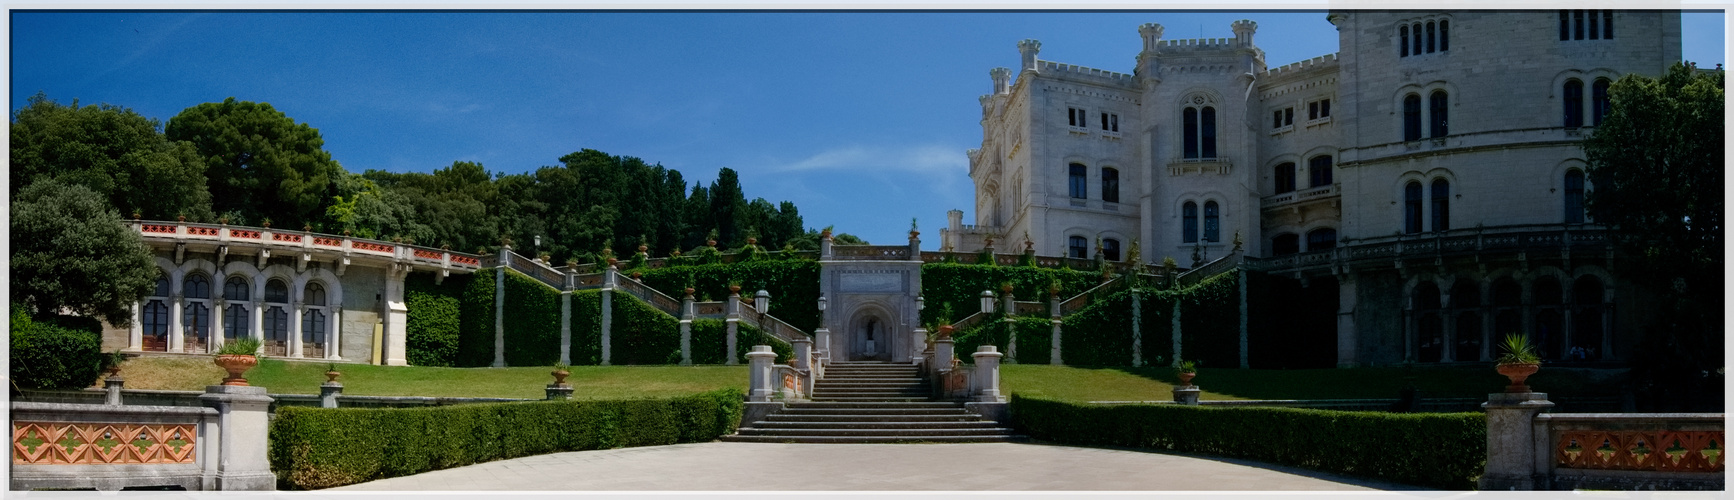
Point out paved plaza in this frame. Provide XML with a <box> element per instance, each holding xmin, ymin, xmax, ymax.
<box><xmin>331</xmin><ymin>441</ymin><xmax>1417</xmax><ymax>491</ymax></box>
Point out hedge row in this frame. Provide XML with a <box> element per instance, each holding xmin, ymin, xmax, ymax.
<box><xmin>689</xmin><ymin>318</ymin><xmax>792</xmax><ymax>365</ymax></box>
<box><xmin>411</xmin><ymin>268</ymin><xmax>689</xmax><ymax>367</ymax></box>
<box><xmin>9</xmin><ymin>304</ymin><xmax>107</xmax><ymax>390</ymax></box>
<box><xmin>404</xmin><ymin>274</ymin><xmax>470</xmax><ymax>367</ymax></box>
<box><xmin>1177</xmin><ymin>270</ymin><xmax>1241</xmax><ymax>368</ymax></box>
<box><xmin>637</xmin><ymin>260</ymin><xmax>822</xmax><ymax>332</ymax></box>
<box><xmin>608</xmin><ymin>286</ymin><xmax>681</xmax><ymax>365</ymax></box>
<box><xmin>951</xmin><ymin>315</ymin><xmax>1054</xmax><ymax>364</ymax></box>
<box><xmin>918</xmin><ymin>264</ymin><xmax>1101</xmax><ymax>327</ymax></box>
<box><xmin>269</xmin><ymin>389</ymin><xmax>744</xmax><ymax>490</ymax></box>
<box><xmin>1010</xmin><ymin>395</ymin><xmax>1486</xmax><ymax>489</ymax></box>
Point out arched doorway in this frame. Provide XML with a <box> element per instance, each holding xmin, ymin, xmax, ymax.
<box><xmin>847</xmin><ymin>311</ymin><xmax>892</xmax><ymax>361</ymax></box>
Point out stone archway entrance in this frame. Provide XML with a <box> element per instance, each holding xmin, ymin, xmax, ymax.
<box><xmin>847</xmin><ymin>311</ymin><xmax>893</xmax><ymax>361</ymax></box>
<box><xmin>817</xmin><ymin>244</ymin><xmax>924</xmax><ymax>363</ymax></box>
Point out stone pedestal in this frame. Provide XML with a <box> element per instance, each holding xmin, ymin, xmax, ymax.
<box><xmin>198</xmin><ymin>385</ymin><xmax>275</xmax><ymax>490</ymax></box>
<box><xmin>545</xmin><ymin>384</ymin><xmax>574</xmax><ymax>400</ymax></box>
<box><xmin>747</xmin><ymin>345</ymin><xmax>777</xmax><ymax>402</ymax></box>
<box><xmin>1172</xmin><ymin>386</ymin><xmax>1201</xmax><ymax>405</ymax></box>
<box><xmin>319</xmin><ymin>382</ymin><xmax>343</xmax><ymax>408</ymax></box>
<box><xmin>972</xmin><ymin>345</ymin><xmax>1004</xmax><ymax>402</ymax></box>
<box><xmin>104</xmin><ymin>376</ymin><xmax>125</xmax><ymax>406</ymax></box>
<box><xmin>1479</xmin><ymin>392</ymin><xmax>1554</xmax><ymax>491</ymax></box>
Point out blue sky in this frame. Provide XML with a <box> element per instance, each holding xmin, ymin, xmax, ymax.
<box><xmin>10</xmin><ymin>11</ymin><xmax>1726</xmax><ymax>247</ymax></box>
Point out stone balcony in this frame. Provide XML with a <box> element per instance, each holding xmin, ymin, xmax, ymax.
<box><xmin>132</xmin><ymin>219</ymin><xmax>482</xmax><ymax>276</ymax></box>
<box><xmin>1167</xmin><ymin>157</ymin><xmax>1233</xmax><ymax>176</ymax></box>
<box><xmin>1261</xmin><ymin>184</ymin><xmax>1340</xmax><ymax>211</ymax></box>
<box><xmin>1246</xmin><ymin>223</ymin><xmax>1613</xmax><ymax>275</ymax></box>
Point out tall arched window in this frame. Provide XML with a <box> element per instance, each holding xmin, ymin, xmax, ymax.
<box><xmin>183</xmin><ymin>274</ymin><xmax>211</xmax><ymax>352</ymax></box>
<box><xmin>1439</xmin><ymin>20</ymin><xmax>1449</xmax><ymax>51</ymax></box>
<box><xmin>1564</xmin><ymin>79</ymin><xmax>1584</xmax><ymax>128</ymax></box>
<box><xmin>1103</xmin><ymin>238</ymin><xmax>1121</xmax><ymax>261</ymax></box>
<box><xmin>1068</xmin><ymin>163</ymin><xmax>1087</xmax><ymax>199</ymax></box>
<box><xmin>1200</xmin><ymin>107</ymin><xmax>1217</xmax><ymax>158</ymax></box>
<box><xmin>1425</xmin><ymin>21</ymin><xmax>1436</xmax><ymax>53</ymax></box>
<box><xmin>1429</xmin><ymin>91</ymin><xmax>1449</xmax><ymax>137</ymax></box>
<box><xmin>143</xmin><ymin>275</ymin><xmax>171</xmax><ymax>351</ymax></box>
<box><xmin>1451</xmin><ymin>280</ymin><xmax>1482</xmax><ymax>361</ymax></box>
<box><xmin>264</xmin><ymin>279</ymin><xmax>290</xmax><ymax>356</ymax></box>
<box><xmin>1571</xmin><ymin>276</ymin><xmax>1606</xmax><ymax>360</ymax></box>
<box><xmin>223</xmin><ymin>277</ymin><xmax>249</xmax><ymax>341</ymax></box>
<box><xmin>1306</xmin><ymin>228</ymin><xmax>1338</xmax><ymax>252</ymax></box>
<box><xmin>1182</xmin><ymin>202</ymin><xmax>1199</xmax><ymax>243</ymax></box>
<box><xmin>1101</xmin><ymin>167</ymin><xmax>1119</xmax><ymax>203</ymax></box>
<box><xmin>1068</xmin><ymin>236</ymin><xmax>1089</xmax><ymax>259</ymax></box>
<box><xmin>303</xmin><ymin>282</ymin><xmax>328</xmax><ymax>357</ymax></box>
<box><xmin>1431</xmin><ymin>179</ymin><xmax>1451</xmax><ymax>231</ymax></box>
<box><xmin>1412</xmin><ymin>23</ymin><xmax>1422</xmax><ymax>54</ymax></box>
<box><xmin>1183</xmin><ymin>108</ymin><xmax>1199</xmax><ymax>159</ymax></box>
<box><xmin>1592</xmin><ymin>78</ymin><xmax>1611</xmax><ymax>126</ymax></box>
<box><xmin>1403</xmin><ymin>94</ymin><xmax>1422</xmax><ymax>141</ymax></box>
<box><xmin>1272</xmin><ymin>233</ymin><xmax>1300</xmax><ymax>256</ymax></box>
<box><xmin>1308</xmin><ymin>155</ymin><xmax>1333</xmax><ymax>188</ymax></box>
<box><xmin>1404</xmin><ymin>181</ymin><xmax>1424</xmax><ymax>234</ymax></box>
<box><xmin>1275</xmin><ymin>162</ymin><xmax>1296</xmax><ymax>194</ymax></box>
<box><xmin>1183</xmin><ymin>105</ymin><xmax>1217</xmax><ymax>159</ymax></box>
<box><xmin>1400</xmin><ymin>25</ymin><xmax>1410</xmax><ymax>57</ymax></box>
<box><xmin>1203</xmin><ymin>201</ymin><xmax>1220</xmax><ymax>242</ymax></box>
<box><xmin>1564</xmin><ymin>169</ymin><xmax>1586</xmax><ymax>223</ymax></box>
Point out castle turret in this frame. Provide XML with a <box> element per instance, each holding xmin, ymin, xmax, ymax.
<box><xmin>990</xmin><ymin>67</ymin><xmax>1011</xmax><ymax>95</ymax></box>
<box><xmin>1017</xmin><ymin>39</ymin><xmax>1041</xmax><ymax>73</ymax></box>
<box><xmin>1231</xmin><ymin>19</ymin><xmax>1258</xmax><ymax>48</ymax></box>
<box><xmin>1139</xmin><ymin>23</ymin><xmax>1165</xmax><ymax>53</ymax></box>
<box><xmin>1138</xmin><ymin>23</ymin><xmax>1165</xmax><ymax>79</ymax></box>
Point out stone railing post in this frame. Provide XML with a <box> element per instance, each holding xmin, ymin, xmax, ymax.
<box><xmin>494</xmin><ymin>246</ymin><xmax>509</xmax><ymax>368</ymax></box>
<box><xmin>320</xmin><ymin>380</ymin><xmax>343</xmax><ymax>409</ymax></box>
<box><xmin>725</xmin><ymin>290</ymin><xmax>742</xmax><ymax>365</ymax></box>
<box><xmin>972</xmin><ymin>345</ymin><xmax>1004</xmax><ymax>402</ymax></box>
<box><xmin>600</xmin><ymin>263</ymin><xmax>616</xmax><ymax>366</ymax></box>
<box><xmin>1050</xmin><ymin>291</ymin><xmax>1064</xmax><ymax>366</ymax></box>
<box><xmin>199</xmin><ymin>385</ymin><xmax>275</xmax><ymax>490</ymax></box>
<box><xmin>1131</xmin><ymin>287</ymin><xmax>1144</xmax><ymax>367</ymax></box>
<box><xmin>560</xmin><ymin>269</ymin><xmax>574</xmax><ymax>366</ymax></box>
<box><xmin>932</xmin><ymin>326</ymin><xmax>956</xmax><ymax>395</ymax></box>
<box><xmin>1479</xmin><ymin>391</ymin><xmax>1555</xmax><ymax>491</ymax></box>
<box><xmin>820</xmin><ymin>232</ymin><xmax>834</xmax><ymax>260</ymax></box>
<box><xmin>1002</xmin><ymin>290</ymin><xmax>1017</xmax><ymax>364</ymax></box>
<box><xmin>1172</xmin><ymin>381</ymin><xmax>1200</xmax><ymax>405</ymax></box>
<box><xmin>104</xmin><ymin>375</ymin><xmax>125</xmax><ymax>405</ymax></box>
<box><xmin>747</xmin><ymin>345</ymin><xmax>777</xmax><ymax>402</ymax></box>
<box><xmin>679</xmin><ymin>291</ymin><xmax>695</xmax><ymax>366</ymax></box>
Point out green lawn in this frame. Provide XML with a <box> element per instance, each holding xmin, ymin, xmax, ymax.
<box><xmin>119</xmin><ymin>356</ymin><xmax>746</xmax><ymax>400</ymax></box>
<box><xmin>1002</xmin><ymin>364</ymin><xmax>1626</xmax><ymax>402</ymax></box>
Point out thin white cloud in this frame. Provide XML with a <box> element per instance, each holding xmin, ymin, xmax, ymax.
<box><xmin>771</xmin><ymin>144</ymin><xmax>968</xmax><ymax>175</ymax></box>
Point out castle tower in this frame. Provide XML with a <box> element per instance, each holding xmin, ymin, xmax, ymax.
<box><xmin>1017</xmin><ymin>39</ymin><xmax>1041</xmax><ymax>73</ymax></box>
<box><xmin>990</xmin><ymin>67</ymin><xmax>1011</xmax><ymax>95</ymax></box>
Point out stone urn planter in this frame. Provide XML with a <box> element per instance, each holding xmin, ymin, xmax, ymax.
<box><xmin>551</xmin><ymin>368</ymin><xmax>571</xmax><ymax>385</ymax></box>
<box><xmin>729</xmin><ymin>284</ymin><xmax>742</xmax><ymax>294</ymax></box>
<box><xmin>1178</xmin><ymin>371</ymin><xmax>1197</xmax><ymax>387</ymax></box>
<box><xmin>707</xmin><ymin>239</ymin><xmax>717</xmax><ymax>247</ymax></box>
<box><xmin>638</xmin><ymin>244</ymin><xmax>648</xmax><ymax>253</ymax></box>
<box><xmin>631</xmin><ymin>271</ymin><xmax>643</xmax><ymax>280</ymax></box>
<box><xmin>684</xmin><ymin>287</ymin><xmax>696</xmax><ymax>297</ymax></box>
<box><xmin>215</xmin><ymin>355</ymin><xmax>259</xmax><ymax>387</ymax></box>
<box><xmin>324</xmin><ymin>368</ymin><xmax>341</xmax><ymax>384</ymax></box>
<box><xmin>1497</xmin><ymin>363</ymin><xmax>1540</xmax><ymax>393</ymax></box>
<box><xmin>937</xmin><ymin>325</ymin><xmax>954</xmax><ymax>340</ymax></box>
<box><xmin>606</xmin><ymin>257</ymin><xmax>619</xmax><ymax>267</ymax></box>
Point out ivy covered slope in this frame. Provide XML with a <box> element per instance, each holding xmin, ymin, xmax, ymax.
<box><xmin>637</xmin><ymin>260</ymin><xmax>821</xmax><ymax>332</ymax></box>
<box><xmin>918</xmin><ymin>264</ymin><xmax>1103</xmax><ymax>326</ymax></box>
<box><xmin>404</xmin><ymin>268</ymin><xmax>680</xmax><ymax>367</ymax></box>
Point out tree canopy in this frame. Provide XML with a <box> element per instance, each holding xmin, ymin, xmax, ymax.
<box><xmin>165</xmin><ymin>97</ymin><xmax>345</xmax><ymax>229</ymax></box>
<box><xmin>10</xmin><ymin>180</ymin><xmax>159</xmax><ymax>325</ymax></box>
<box><xmin>10</xmin><ymin>92</ymin><xmax>213</xmax><ymax>221</ymax></box>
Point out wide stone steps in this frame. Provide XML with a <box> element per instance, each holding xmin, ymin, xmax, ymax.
<box><xmin>723</xmin><ymin>361</ymin><xmax>1023</xmax><ymax>444</ymax></box>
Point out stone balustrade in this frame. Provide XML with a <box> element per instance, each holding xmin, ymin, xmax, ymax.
<box><xmin>132</xmin><ymin>219</ymin><xmax>480</xmax><ymax>273</ymax></box>
<box><xmin>1482</xmin><ymin>392</ymin><xmax>1724</xmax><ymax>491</ymax></box>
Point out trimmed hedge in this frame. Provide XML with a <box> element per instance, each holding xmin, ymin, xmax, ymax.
<box><xmin>404</xmin><ymin>273</ymin><xmax>472</xmax><ymax>367</ymax></box>
<box><xmin>1010</xmin><ymin>395</ymin><xmax>1486</xmax><ymax>489</ymax></box>
<box><xmin>1050</xmin><ymin>270</ymin><xmax>1239</xmax><ymax>367</ymax></box>
<box><xmin>609</xmin><ymin>288</ymin><xmax>681</xmax><ymax>365</ymax></box>
<box><xmin>953</xmin><ymin>315</ymin><xmax>1053</xmax><ymax>364</ymax></box>
<box><xmin>269</xmin><ymin>389</ymin><xmax>744</xmax><ymax>490</ymax></box>
<box><xmin>1178</xmin><ymin>270</ymin><xmax>1241</xmax><ymax>368</ymax></box>
<box><xmin>690</xmin><ymin>318</ymin><xmax>792</xmax><ymax>365</ymax></box>
<box><xmin>638</xmin><ymin>260</ymin><xmax>821</xmax><ymax>332</ymax></box>
<box><xmin>501</xmin><ymin>269</ymin><xmax>563</xmax><ymax>367</ymax></box>
<box><xmin>918</xmin><ymin>264</ymin><xmax>1100</xmax><ymax>326</ymax></box>
<box><xmin>1060</xmin><ymin>290</ymin><xmax>1136</xmax><ymax>366</ymax></box>
<box><xmin>456</xmin><ymin>270</ymin><xmax>497</xmax><ymax>367</ymax></box>
<box><xmin>10</xmin><ymin>305</ymin><xmax>106</xmax><ymax>390</ymax></box>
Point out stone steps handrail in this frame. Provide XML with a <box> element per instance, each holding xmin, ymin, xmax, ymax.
<box><xmin>734</xmin><ymin>297</ymin><xmax>809</xmax><ymax>344</ymax></box>
<box><xmin>131</xmin><ymin>219</ymin><xmax>483</xmax><ymax>270</ymax></box>
<box><xmin>614</xmin><ymin>275</ymin><xmax>684</xmax><ymax>318</ymax></box>
<box><xmin>500</xmin><ymin>248</ymin><xmax>567</xmax><ymax>289</ymax></box>
<box><xmin>1174</xmin><ymin>250</ymin><xmax>1242</xmax><ymax>287</ymax></box>
<box><xmin>1059</xmin><ymin>277</ymin><xmax>1125</xmax><ymax>316</ymax></box>
<box><xmin>948</xmin><ymin>311</ymin><xmax>989</xmax><ymax>332</ymax></box>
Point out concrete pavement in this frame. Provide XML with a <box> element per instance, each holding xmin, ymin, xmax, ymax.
<box><xmin>330</xmin><ymin>441</ymin><xmax>1420</xmax><ymax>491</ymax></box>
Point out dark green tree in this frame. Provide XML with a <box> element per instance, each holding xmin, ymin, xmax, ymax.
<box><xmin>10</xmin><ymin>92</ymin><xmax>213</xmax><ymax>221</ymax></box>
<box><xmin>1582</xmin><ymin>63</ymin><xmax>1724</xmax><ymax>409</ymax></box>
<box><xmin>709</xmin><ymin>168</ymin><xmax>747</xmax><ymax>246</ymax></box>
<box><xmin>10</xmin><ymin>180</ymin><xmax>158</xmax><ymax>325</ymax></box>
<box><xmin>165</xmin><ymin>98</ymin><xmax>345</xmax><ymax>229</ymax></box>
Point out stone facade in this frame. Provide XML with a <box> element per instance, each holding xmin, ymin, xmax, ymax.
<box><xmin>945</xmin><ymin>11</ymin><xmax>1681</xmax><ymax>366</ymax></box>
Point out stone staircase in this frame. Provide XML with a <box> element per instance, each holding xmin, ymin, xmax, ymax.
<box><xmin>722</xmin><ymin>361</ymin><xmax>1021</xmax><ymax>443</ymax></box>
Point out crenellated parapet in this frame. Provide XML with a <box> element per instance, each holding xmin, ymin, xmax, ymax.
<box><xmin>1036</xmin><ymin>61</ymin><xmax>1138</xmax><ymax>88</ymax></box>
<box><xmin>1264</xmin><ymin>53</ymin><xmax>1339</xmax><ymax>78</ymax></box>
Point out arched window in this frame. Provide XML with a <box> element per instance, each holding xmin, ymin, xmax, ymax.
<box><xmin>143</xmin><ymin>275</ymin><xmax>171</xmax><ymax>351</ymax></box>
<box><xmin>1400</xmin><ymin>25</ymin><xmax>1409</xmax><ymax>57</ymax></box>
<box><xmin>1200</xmin><ymin>107</ymin><xmax>1217</xmax><ymax>158</ymax></box>
<box><xmin>1182</xmin><ymin>202</ymin><xmax>1199</xmax><ymax>243</ymax></box>
<box><xmin>183</xmin><ymin>274</ymin><xmax>211</xmax><ymax>351</ymax></box>
<box><xmin>264</xmin><ymin>279</ymin><xmax>290</xmax><ymax>356</ymax></box>
<box><xmin>1412</xmin><ymin>23</ymin><xmax>1422</xmax><ymax>55</ymax></box>
<box><xmin>1564</xmin><ymin>79</ymin><xmax>1584</xmax><ymax>128</ymax></box>
<box><xmin>1203</xmin><ymin>201</ymin><xmax>1220</xmax><ymax>243</ymax></box>
<box><xmin>1068</xmin><ymin>236</ymin><xmax>1089</xmax><ymax>259</ymax></box>
<box><xmin>1103</xmin><ymin>238</ymin><xmax>1121</xmax><ymax>261</ymax></box>
<box><xmin>1275</xmin><ymin>162</ymin><xmax>1296</xmax><ymax>194</ymax></box>
<box><xmin>1183</xmin><ymin>107</ymin><xmax>1199</xmax><ymax>159</ymax></box>
<box><xmin>1431</xmin><ymin>179</ymin><xmax>1451</xmax><ymax>232</ymax></box>
<box><xmin>1415</xmin><ymin>282</ymin><xmax>1444</xmax><ymax>362</ymax></box>
<box><xmin>1559</xmin><ymin>11</ymin><xmax>1570</xmax><ymax>40</ymax></box>
<box><xmin>1425</xmin><ymin>21</ymin><xmax>1436</xmax><ymax>53</ymax></box>
<box><xmin>1403</xmin><ymin>94</ymin><xmax>1422</xmax><ymax>141</ymax></box>
<box><xmin>1564</xmin><ymin>169</ymin><xmax>1586</xmax><ymax>223</ymax></box>
<box><xmin>1272</xmin><ymin>233</ymin><xmax>1300</xmax><ymax>256</ymax></box>
<box><xmin>1429</xmin><ymin>91</ymin><xmax>1448</xmax><ymax>137</ymax></box>
<box><xmin>185</xmin><ymin>274</ymin><xmax>210</xmax><ymax>299</ymax></box>
<box><xmin>1592</xmin><ymin>78</ymin><xmax>1611</xmax><ymax>126</ymax></box>
<box><xmin>1306</xmin><ymin>228</ymin><xmax>1337</xmax><ymax>252</ymax></box>
<box><xmin>153</xmin><ymin>275</ymin><xmax>171</xmax><ymax>297</ymax></box>
<box><xmin>1404</xmin><ymin>181</ymin><xmax>1424</xmax><ymax>234</ymax></box>
<box><xmin>223</xmin><ymin>277</ymin><xmax>249</xmax><ymax>341</ymax></box>
<box><xmin>1308</xmin><ymin>155</ymin><xmax>1334</xmax><ymax>188</ymax></box>
<box><xmin>265</xmin><ymin>280</ymin><xmax>289</xmax><ymax>303</ymax></box>
<box><xmin>305</xmin><ymin>282</ymin><xmax>326</xmax><ymax>307</ymax></box>
<box><xmin>1068</xmin><ymin>163</ymin><xmax>1087</xmax><ymax>199</ymax></box>
<box><xmin>303</xmin><ymin>310</ymin><xmax>327</xmax><ymax>348</ymax></box>
<box><xmin>1440</xmin><ymin>20</ymin><xmax>1449</xmax><ymax>51</ymax></box>
<box><xmin>1572</xmin><ymin>276</ymin><xmax>1606</xmax><ymax>360</ymax></box>
<box><xmin>1451</xmin><ymin>280</ymin><xmax>1481</xmax><ymax>361</ymax></box>
<box><xmin>1101</xmin><ymin>167</ymin><xmax>1119</xmax><ymax>203</ymax></box>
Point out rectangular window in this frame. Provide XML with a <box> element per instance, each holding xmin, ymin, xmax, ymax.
<box><xmin>1201</xmin><ymin>107</ymin><xmax>1217</xmax><ymax>159</ymax></box>
<box><xmin>1588</xmin><ymin>10</ymin><xmax>1599</xmax><ymax>39</ymax></box>
<box><xmin>1320</xmin><ymin>99</ymin><xmax>1331</xmax><ymax>118</ymax></box>
<box><xmin>1101</xmin><ymin>112</ymin><xmax>1109</xmax><ymax>130</ymax></box>
<box><xmin>1183</xmin><ymin>108</ymin><xmax>1199</xmax><ymax>159</ymax></box>
<box><xmin>1068</xmin><ymin>164</ymin><xmax>1087</xmax><ymax>199</ymax></box>
<box><xmin>1604</xmin><ymin>10</ymin><xmax>1613</xmax><ymax>38</ymax></box>
<box><xmin>1309</xmin><ymin>101</ymin><xmax>1319</xmax><ymax>120</ymax></box>
<box><xmin>1560</xmin><ymin>11</ymin><xmax>1570</xmax><ymax>41</ymax></box>
<box><xmin>1574</xmin><ymin>10</ymin><xmax>1584</xmax><ymax>40</ymax></box>
<box><xmin>1273</xmin><ymin>110</ymin><xmax>1283</xmax><ymax>129</ymax></box>
<box><xmin>1309</xmin><ymin>156</ymin><xmax>1334</xmax><ymax>188</ymax></box>
<box><xmin>1068</xmin><ymin>107</ymin><xmax>1086</xmax><ymax>127</ymax></box>
<box><xmin>1101</xmin><ymin>168</ymin><xmax>1120</xmax><ymax>203</ymax></box>
<box><xmin>1110</xmin><ymin>114</ymin><xmax>1118</xmax><ymax>132</ymax></box>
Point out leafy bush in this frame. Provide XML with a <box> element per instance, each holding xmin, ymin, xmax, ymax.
<box><xmin>269</xmin><ymin>389</ymin><xmax>744</xmax><ymax>490</ymax></box>
<box><xmin>405</xmin><ymin>273</ymin><xmax>471</xmax><ymax>367</ymax></box>
<box><xmin>10</xmin><ymin>304</ymin><xmax>106</xmax><ymax>390</ymax></box>
<box><xmin>637</xmin><ymin>260</ymin><xmax>821</xmax><ymax>332</ymax></box>
<box><xmin>689</xmin><ymin>319</ymin><xmax>792</xmax><ymax>365</ymax></box>
<box><xmin>609</xmin><ymin>288</ymin><xmax>681</xmax><ymax>365</ymax></box>
<box><xmin>1178</xmin><ymin>270</ymin><xmax>1241</xmax><ymax>368</ymax></box>
<box><xmin>1010</xmin><ymin>395</ymin><xmax>1486</xmax><ymax>489</ymax></box>
<box><xmin>952</xmin><ymin>315</ymin><xmax>1052</xmax><ymax>364</ymax></box>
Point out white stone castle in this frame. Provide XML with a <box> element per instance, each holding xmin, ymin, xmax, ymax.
<box><xmin>943</xmin><ymin>11</ymin><xmax>1682</xmax><ymax>366</ymax></box>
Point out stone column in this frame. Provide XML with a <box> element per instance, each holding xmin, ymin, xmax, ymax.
<box><xmin>199</xmin><ymin>385</ymin><xmax>275</xmax><ymax>490</ymax></box>
<box><xmin>1479</xmin><ymin>392</ymin><xmax>1554</xmax><ymax>491</ymax></box>
<box><xmin>1482</xmin><ymin>308</ymin><xmax>1496</xmax><ymax>362</ymax></box>
<box><xmin>211</xmin><ymin>298</ymin><xmax>226</xmax><ymax>352</ymax></box>
<box><xmin>678</xmin><ymin>291</ymin><xmax>694</xmax><ymax>366</ymax></box>
<box><xmin>320</xmin><ymin>380</ymin><xmax>342</xmax><ymax>409</ymax></box>
<box><xmin>1001</xmin><ymin>290</ymin><xmax>1017</xmax><ymax>363</ymax></box>
<box><xmin>972</xmin><ymin>345</ymin><xmax>1004</xmax><ymax>402</ymax></box>
<box><xmin>1131</xmin><ymin>288</ymin><xmax>1143</xmax><ymax>367</ymax></box>
<box><xmin>289</xmin><ymin>301</ymin><xmax>304</xmax><ymax>358</ymax></box>
<box><xmin>1170</xmin><ymin>301</ymin><xmax>1183</xmax><ymax>368</ymax></box>
<box><xmin>251</xmin><ymin>300</ymin><xmax>264</xmax><ymax>345</ymax></box>
<box><xmin>747</xmin><ymin>345</ymin><xmax>776</xmax><ymax>402</ymax></box>
<box><xmin>560</xmin><ymin>284</ymin><xmax>573</xmax><ymax>366</ymax></box>
<box><xmin>725</xmin><ymin>290</ymin><xmax>742</xmax><ymax>365</ymax></box>
<box><xmin>383</xmin><ymin>265</ymin><xmax>409</xmax><ymax>366</ymax></box>
<box><xmin>129</xmin><ymin>301</ymin><xmax>143</xmax><ymax>351</ymax></box>
<box><xmin>600</xmin><ymin>265</ymin><xmax>616</xmax><ymax>366</ymax></box>
<box><xmin>327</xmin><ymin>307</ymin><xmax>342</xmax><ymax>360</ymax></box>
<box><xmin>493</xmin><ymin>254</ymin><xmax>507</xmax><ymax>368</ymax></box>
<box><xmin>1050</xmin><ymin>292</ymin><xmax>1064</xmax><ymax>366</ymax></box>
<box><xmin>169</xmin><ymin>293</ymin><xmax>186</xmax><ymax>353</ymax></box>
<box><xmin>1336</xmin><ymin>273</ymin><xmax>1359</xmax><ymax>367</ymax></box>
<box><xmin>1237</xmin><ymin>270</ymin><xmax>1249</xmax><ymax>368</ymax></box>
<box><xmin>104</xmin><ymin>375</ymin><xmax>125</xmax><ymax>405</ymax></box>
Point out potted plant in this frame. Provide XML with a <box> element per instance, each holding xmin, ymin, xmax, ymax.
<box><xmin>213</xmin><ymin>338</ymin><xmax>263</xmax><ymax>386</ymax></box>
<box><xmin>261</xmin><ymin>218</ymin><xmax>272</xmax><ymax>229</ymax></box>
<box><xmin>102</xmin><ymin>349</ymin><xmax>126</xmax><ymax>378</ymax></box>
<box><xmin>324</xmin><ymin>363</ymin><xmax>341</xmax><ymax>384</ymax></box>
<box><xmin>551</xmin><ymin>362</ymin><xmax>571</xmax><ymax>386</ymax></box>
<box><xmin>1049</xmin><ymin>279</ymin><xmax>1063</xmax><ymax>297</ymax></box>
<box><xmin>1000</xmin><ymin>281</ymin><xmax>1015</xmax><ymax>295</ymax></box>
<box><xmin>909</xmin><ymin>218</ymin><xmax>919</xmax><ymax>239</ymax></box>
<box><xmin>1176</xmin><ymin>360</ymin><xmax>1199</xmax><ymax>387</ymax></box>
<box><xmin>1495</xmin><ymin>333</ymin><xmax>1543</xmax><ymax>393</ymax></box>
<box><xmin>728</xmin><ymin>281</ymin><xmax>743</xmax><ymax>294</ymax></box>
